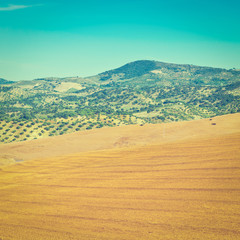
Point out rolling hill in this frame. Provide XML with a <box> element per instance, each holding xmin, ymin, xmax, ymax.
<box><xmin>0</xmin><ymin>113</ymin><xmax>239</xmax><ymax>164</ymax></box>
<box><xmin>0</xmin><ymin>60</ymin><xmax>240</xmax><ymax>144</ymax></box>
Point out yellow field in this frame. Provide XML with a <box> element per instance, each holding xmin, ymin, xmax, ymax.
<box><xmin>0</xmin><ymin>114</ymin><xmax>240</xmax><ymax>239</ymax></box>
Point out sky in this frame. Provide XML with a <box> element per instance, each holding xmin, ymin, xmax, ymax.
<box><xmin>0</xmin><ymin>0</ymin><xmax>240</xmax><ymax>81</ymax></box>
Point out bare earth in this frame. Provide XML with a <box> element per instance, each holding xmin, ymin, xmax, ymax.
<box><xmin>0</xmin><ymin>113</ymin><xmax>240</xmax><ymax>239</ymax></box>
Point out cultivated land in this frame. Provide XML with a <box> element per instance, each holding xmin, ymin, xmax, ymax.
<box><xmin>0</xmin><ymin>113</ymin><xmax>239</xmax><ymax>239</ymax></box>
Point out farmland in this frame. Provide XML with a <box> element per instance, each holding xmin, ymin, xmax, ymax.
<box><xmin>0</xmin><ymin>113</ymin><xmax>239</xmax><ymax>239</ymax></box>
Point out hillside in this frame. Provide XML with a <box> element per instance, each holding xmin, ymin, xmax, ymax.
<box><xmin>0</xmin><ymin>113</ymin><xmax>239</xmax><ymax>239</ymax></box>
<box><xmin>0</xmin><ymin>113</ymin><xmax>239</xmax><ymax>165</ymax></box>
<box><xmin>0</xmin><ymin>60</ymin><xmax>240</xmax><ymax>144</ymax></box>
<box><xmin>0</xmin><ymin>78</ymin><xmax>14</xmax><ymax>85</ymax></box>
<box><xmin>96</xmin><ymin>60</ymin><xmax>240</xmax><ymax>85</ymax></box>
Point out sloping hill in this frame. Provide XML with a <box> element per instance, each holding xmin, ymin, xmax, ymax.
<box><xmin>0</xmin><ymin>113</ymin><xmax>239</xmax><ymax>239</ymax></box>
<box><xmin>0</xmin><ymin>113</ymin><xmax>239</xmax><ymax>164</ymax></box>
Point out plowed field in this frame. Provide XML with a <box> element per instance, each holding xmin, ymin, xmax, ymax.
<box><xmin>0</xmin><ymin>114</ymin><xmax>240</xmax><ymax>239</ymax></box>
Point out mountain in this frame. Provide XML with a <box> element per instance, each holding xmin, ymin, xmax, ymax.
<box><xmin>98</xmin><ymin>60</ymin><xmax>159</xmax><ymax>81</ymax></box>
<box><xmin>93</xmin><ymin>60</ymin><xmax>240</xmax><ymax>86</ymax></box>
<box><xmin>0</xmin><ymin>60</ymin><xmax>240</xmax><ymax>144</ymax></box>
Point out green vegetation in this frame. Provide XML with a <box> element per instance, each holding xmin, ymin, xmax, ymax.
<box><xmin>0</xmin><ymin>60</ymin><xmax>240</xmax><ymax>143</ymax></box>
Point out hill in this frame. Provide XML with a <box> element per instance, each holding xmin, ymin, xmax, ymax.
<box><xmin>0</xmin><ymin>113</ymin><xmax>239</xmax><ymax>164</ymax></box>
<box><xmin>0</xmin><ymin>78</ymin><xmax>14</xmax><ymax>85</ymax></box>
<box><xmin>0</xmin><ymin>60</ymin><xmax>240</xmax><ymax>144</ymax></box>
<box><xmin>0</xmin><ymin>113</ymin><xmax>239</xmax><ymax>239</ymax></box>
<box><xmin>95</xmin><ymin>60</ymin><xmax>240</xmax><ymax>86</ymax></box>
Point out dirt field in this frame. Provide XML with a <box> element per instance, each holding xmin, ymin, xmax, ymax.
<box><xmin>0</xmin><ymin>114</ymin><xmax>240</xmax><ymax>239</ymax></box>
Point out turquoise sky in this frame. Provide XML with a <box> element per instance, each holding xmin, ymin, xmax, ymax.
<box><xmin>0</xmin><ymin>0</ymin><xmax>240</xmax><ymax>81</ymax></box>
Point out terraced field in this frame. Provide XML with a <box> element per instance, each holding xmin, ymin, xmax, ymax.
<box><xmin>0</xmin><ymin>113</ymin><xmax>239</xmax><ymax>239</ymax></box>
